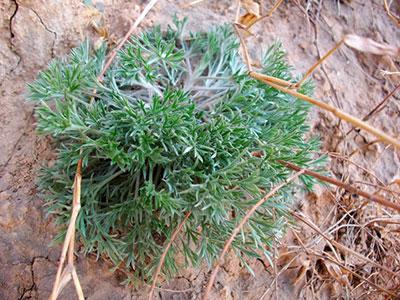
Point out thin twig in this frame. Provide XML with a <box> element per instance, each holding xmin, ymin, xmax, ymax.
<box><xmin>327</xmin><ymin>152</ymin><xmax>385</xmax><ymax>186</ymax></box>
<box><xmin>144</xmin><ymin>282</ymin><xmax>194</xmax><ymax>293</ymax></box>
<box><xmin>233</xmin><ymin>23</ymin><xmax>252</xmax><ymax>71</ymax></box>
<box><xmin>346</xmin><ymin>83</ymin><xmax>400</xmax><ymax>136</ymax></box>
<box><xmin>313</xmin><ymin>252</ymin><xmax>397</xmax><ymax>297</ymax></box>
<box><xmin>246</xmin><ymin>0</ymin><xmax>285</xmax><ymax>29</ymax></box>
<box><xmin>381</xmin><ymin>70</ymin><xmax>400</xmax><ymax>76</ymax></box>
<box><xmin>250</xmin><ymin>71</ymin><xmax>400</xmax><ymax>149</ymax></box>
<box><xmin>183</xmin><ymin>0</ymin><xmax>206</xmax><ymax>7</ymax></box>
<box><xmin>97</xmin><ymin>0</ymin><xmax>160</xmax><ymax>81</ymax></box>
<box><xmin>363</xmin><ymin>217</ymin><xmax>400</xmax><ymax>227</ymax></box>
<box><xmin>148</xmin><ymin>211</ymin><xmax>192</xmax><ymax>300</ymax></box>
<box><xmin>294</xmin><ymin>39</ymin><xmax>344</xmax><ymax>88</ymax></box>
<box><xmin>266</xmin><ymin>0</ymin><xmax>285</xmax><ymax>17</ymax></box>
<box><xmin>292</xmin><ymin>212</ymin><xmax>399</xmax><ymax>278</ymax></box>
<box><xmin>292</xmin><ymin>225</ymin><xmax>396</xmax><ymax>297</ymax></box>
<box><xmin>279</xmin><ymin>160</ymin><xmax>400</xmax><ymax>212</ymax></box>
<box><xmin>235</xmin><ymin>0</ymin><xmax>241</xmax><ymax>23</ymax></box>
<box><xmin>354</xmin><ymin>180</ymin><xmax>400</xmax><ymax>197</ymax></box>
<box><xmin>71</xmin><ymin>267</ymin><xmax>85</xmax><ymax>300</ymax></box>
<box><xmin>384</xmin><ymin>0</ymin><xmax>400</xmax><ymax>27</ymax></box>
<box><xmin>202</xmin><ymin>170</ymin><xmax>304</xmax><ymax>300</ymax></box>
<box><xmin>257</xmin><ymin>250</ymin><xmax>300</xmax><ymax>300</ymax></box>
<box><xmin>49</xmin><ymin>159</ymin><xmax>83</xmax><ymax>300</ymax></box>
<box><xmin>232</xmin><ymin>19</ymin><xmax>400</xmax><ymax>149</ymax></box>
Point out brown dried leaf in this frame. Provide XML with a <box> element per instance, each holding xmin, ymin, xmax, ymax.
<box><xmin>389</xmin><ymin>178</ymin><xmax>400</xmax><ymax>186</ymax></box>
<box><xmin>85</xmin><ymin>5</ymin><xmax>109</xmax><ymax>40</ymax></box>
<box><xmin>318</xmin><ymin>282</ymin><xmax>343</xmax><ymax>299</ymax></box>
<box><xmin>82</xmin><ymin>5</ymin><xmax>102</xmax><ymax>20</ymax></box>
<box><xmin>384</xmin><ymin>0</ymin><xmax>400</xmax><ymax>27</ymax></box>
<box><xmin>276</xmin><ymin>250</ymin><xmax>296</xmax><ymax>266</ymax></box>
<box><xmin>238</xmin><ymin>13</ymin><xmax>259</xmax><ymax>28</ymax></box>
<box><xmin>241</xmin><ymin>0</ymin><xmax>261</xmax><ymax>17</ymax></box>
<box><xmin>238</xmin><ymin>0</ymin><xmax>261</xmax><ymax>28</ymax></box>
<box><xmin>251</xmin><ymin>150</ymin><xmax>264</xmax><ymax>158</ymax></box>
<box><xmin>293</xmin><ymin>257</ymin><xmax>311</xmax><ymax>285</ymax></box>
<box><xmin>344</xmin><ymin>34</ymin><xmax>400</xmax><ymax>56</ymax></box>
<box><xmin>94</xmin><ymin>25</ymin><xmax>109</xmax><ymax>39</ymax></box>
<box><xmin>323</xmin><ymin>261</ymin><xmax>350</xmax><ymax>286</ymax></box>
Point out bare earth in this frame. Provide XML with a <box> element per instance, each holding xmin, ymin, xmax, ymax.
<box><xmin>1</xmin><ymin>0</ymin><xmax>399</xmax><ymax>299</ymax></box>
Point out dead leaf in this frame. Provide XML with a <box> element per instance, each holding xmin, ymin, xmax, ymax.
<box><xmin>84</xmin><ymin>4</ymin><xmax>109</xmax><ymax>40</ymax></box>
<box><xmin>238</xmin><ymin>0</ymin><xmax>261</xmax><ymax>29</ymax></box>
<box><xmin>91</xmin><ymin>22</ymin><xmax>109</xmax><ymax>39</ymax></box>
<box><xmin>82</xmin><ymin>5</ymin><xmax>102</xmax><ymax>23</ymax></box>
<box><xmin>242</xmin><ymin>0</ymin><xmax>261</xmax><ymax>17</ymax></box>
<box><xmin>384</xmin><ymin>0</ymin><xmax>400</xmax><ymax>27</ymax></box>
<box><xmin>344</xmin><ymin>34</ymin><xmax>400</xmax><ymax>56</ymax></box>
<box><xmin>318</xmin><ymin>282</ymin><xmax>343</xmax><ymax>298</ymax></box>
<box><xmin>293</xmin><ymin>257</ymin><xmax>311</xmax><ymax>285</ymax></box>
<box><xmin>388</xmin><ymin>178</ymin><xmax>400</xmax><ymax>186</ymax></box>
<box><xmin>239</xmin><ymin>13</ymin><xmax>259</xmax><ymax>29</ymax></box>
<box><xmin>323</xmin><ymin>260</ymin><xmax>350</xmax><ymax>286</ymax></box>
<box><xmin>251</xmin><ymin>150</ymin><xmax>264</xmax><ymax>158</ymax></box>
<box><xmin>276</xmin><ymin>250</ymin><xmax>296</xmax><ymax>266</ymax></box>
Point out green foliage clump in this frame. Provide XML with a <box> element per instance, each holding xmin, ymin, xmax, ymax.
<box><xmin>29</xmin><ymin>18</ymin><xmax>320</xmax><ymax>283</ymax></box>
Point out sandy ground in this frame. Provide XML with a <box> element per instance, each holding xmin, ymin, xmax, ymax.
<box><xmin>0</xmin><ymin>0</ymin><xmax>399</xmax><ymax>299</ymax></box>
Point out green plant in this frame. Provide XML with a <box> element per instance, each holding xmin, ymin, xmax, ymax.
<box><xmin>29</xmin><ymin>18</ymin><xmax>321</xmax><ymax>283</ymax></box>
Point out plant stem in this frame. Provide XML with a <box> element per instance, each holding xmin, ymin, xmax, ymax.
<box><xmin>280</xmin><ymin>160</ymin><xmax>400</xmax><ymax>212</ymax></box>
<box><xmin>148</xmin><ymin>211</ymin><xmax>192</xmax><ymax>299</ymax></box>
<box><xmin>202</xmin><ymin>170</ymin><xmax>304</xmax><ymax>300</ymax></box>
<box><xmin>250</xmin><ymin>71</ymin><xmax>400</xmax><ymax>149</ymax></box>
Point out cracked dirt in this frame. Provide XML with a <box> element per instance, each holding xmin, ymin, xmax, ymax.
<box><xmin>1</xmin><ymin>0</ymin><xmax>399</xmax><ymax>299</ymax></box>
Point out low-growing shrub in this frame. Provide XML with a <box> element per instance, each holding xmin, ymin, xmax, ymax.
<box><xmin>29</xmin><ymin>18</ymin><xmax>320</xmax><ymax>283</ymax></box>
